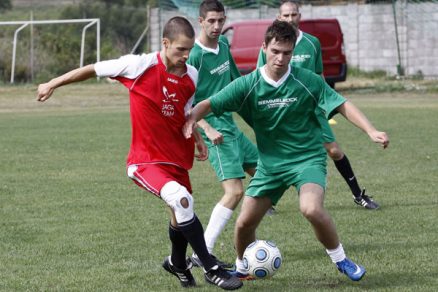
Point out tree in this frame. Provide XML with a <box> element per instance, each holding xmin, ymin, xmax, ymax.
<box><xmin>0</xmin><ymin>0</ymin><xmax>12</xmax><ymax>11</ymax></box>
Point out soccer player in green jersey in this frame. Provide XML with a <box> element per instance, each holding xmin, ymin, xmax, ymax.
<box><xmin>183</xmin><ymin>20</ymin><xmax>389</xmax><ymax>281</ymax></box>
<box><xmin>257</xmin><ymin>0</ymin><xmax>380</xmax><ymax>210</ymax></box>
<box><xmin>187</xmin><ymin>0</ymin><xmax>258</xmax><ymax>267</ymax></box>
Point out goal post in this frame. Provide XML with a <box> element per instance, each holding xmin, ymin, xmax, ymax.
<box><xmin>0</xmin><ymin>18</ymin><xmax>100</xmax><ymax>84</ymax></box>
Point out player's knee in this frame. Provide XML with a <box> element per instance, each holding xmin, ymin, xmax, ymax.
<box><xmin>300</xmin><ymin>204</ymin><xmax>323</xmax><ymax>221</ymax></box>
<box><xmin>235</xmin><ymin>218</ymin><xmax>247</xmax><ymax>233</ymax></box>
<box><xmin>223</xmin><ymin>189</ymin><xmax>244</xmax><ymax>206</ymax></box>
<box><xmin>325</xmin><ymin>143</ymin><xmax>344</xmax><ymax>160</ymax></box>
<box><xmin>235</xmin><ymin>214</ymin><xmax>256</xmax><ymax>232</ymax></box>
<box><xmin>161</xmin><ymin>181</ymin><xmax>194</xmax><ymax>224</ymax></box>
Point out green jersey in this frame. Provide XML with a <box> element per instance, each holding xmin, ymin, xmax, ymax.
<box><xmin>257</xmin><ymin>30</ymin><xmax>323</xmax><ymax>74</ymax></box>
<box><xmin>210</xmin><ymin>65</ymin><xmax>345</xmax><ymax>173</ymax></box>
<box><xmin>187</xmin><ymin>35</ymin><xmax>241</xmax><ymax>139</ymax></box>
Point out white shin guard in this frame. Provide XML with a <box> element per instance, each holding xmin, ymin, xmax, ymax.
<box><xmin>161</xmin><ymin>181</ymin><xmax>194</xmax><ymax>224</ymax></box>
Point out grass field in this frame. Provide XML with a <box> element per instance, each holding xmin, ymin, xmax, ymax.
<box><xmin>1</xmin><ymin>82</ymin><xmax>437</xmax><ymax>291</ymax></box>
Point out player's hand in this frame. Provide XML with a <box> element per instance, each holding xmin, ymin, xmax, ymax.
<box><xmin>204</xmin><ymin>127</ymin><xmax>224</xmax><ymax>145</ymax></box>
<box><xmin>195</xmin><ymin>139</ymin><xmax>208</xmax><ymax>161</ymax></box>
<box><xmin>37</xmin><ymin>83</ymin><xmax>55</xmax><ymax>102</ymax></box>
<box><xmin>368</xmin><ymin>130</ymin><xmax>389</xmax><ymax>149</ymax></box>
<box><xmin>183</xmin><ymin>118</ymin><xmax>196</xmax><ymax>139</ymax></box>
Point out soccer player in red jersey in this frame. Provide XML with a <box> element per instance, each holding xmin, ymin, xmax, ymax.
<box><xmin>36</xmin><ymin>16</ymin><xmax>242</xmax><ymax>291</ymax></box>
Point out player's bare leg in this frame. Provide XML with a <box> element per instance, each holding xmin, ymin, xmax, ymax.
<box><xmin>231</xmin><ymin>196</ymin><xmax>271</xmax><ymax>280</ymax></box>
<box><xmin>234</xmin><ymin>196</ymin><xmax>272</xmax><ymax>258</ymax></box>
<box><xmin>299</xmin><ymin>183</ymin><xmax>366</xmax><ymax>281</ymax></box>
<box><xmin>219</xmin><ymin>178</ymin><xmax>245</xmax><ymax>210</ymax></box>
<box><xmin>298</xmin><ymin>183</ymin><xmax>339</xmax><ymax>249</ymax></box>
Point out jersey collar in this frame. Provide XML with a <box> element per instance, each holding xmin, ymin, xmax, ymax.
<box><xmin>296</xmin><ymin>29</ymin><xmax>303</xmax><ymax>45</ymax></box>
<box><xmin>195</xmin><ymin>39</ymin><xmax>220</xmax><ymax>55</ymax></box>
<box><xmin>157</xmin><ymin>51</ymin><xmax>188</xmax><ymax>77</ymax></box>
<box><xmin>259</xmin><ymin>64</ymin><xmax>291</xmax><ymax>88</ymax></box>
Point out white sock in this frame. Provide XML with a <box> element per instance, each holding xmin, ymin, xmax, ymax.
<box><xmin>204</xmin><ymin>203</ymin><xmax>233</xmax><ymax>254</ymax></box>
<box><xmin>235</xmin><ymin>258</ymin><xmax>246</xmax><ymax>273</ymax></box>
<box><xmin>326</xmin><ymin>243</ymin><xmax>346</xmax><ymax>264</ymax></box>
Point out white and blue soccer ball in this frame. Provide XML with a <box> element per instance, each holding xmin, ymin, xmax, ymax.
<box><xmin>243</xmin><ymin>240</ymin><xmax>282</xmax><ymax>278</ymax></box>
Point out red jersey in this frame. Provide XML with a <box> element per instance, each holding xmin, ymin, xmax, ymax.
<box><xmin>94</xmin><ymin>52</ymin><xmax>198</xmax><ymax>170</ymax></box>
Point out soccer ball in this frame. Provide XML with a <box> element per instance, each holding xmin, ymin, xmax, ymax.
<box><xmin>243</xmin><ymin>240</ymin><xmax>282</xmax><ymax>278</ymax></box>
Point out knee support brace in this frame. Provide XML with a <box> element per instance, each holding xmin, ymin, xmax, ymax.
<box><xmin>160</xmin><ymin>181</ymin><xmax>194</xmax><ymax>224</ymax></box>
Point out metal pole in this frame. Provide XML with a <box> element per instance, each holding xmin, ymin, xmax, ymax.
<box><xmin>392</xmin><ymin>0</ymin><xmax>404</xmax><ymax>76</ymax></box>
<box><xmin>11</xmin><ymin>23</ymin><xmax>29</xmax><ymax>84</ymax></box>
<box><xmin>80</xmin><ymin>20</ymin><xmax>97</xmax><ymax>67</ymax></box>
<box><xmin>131</xmin><ymin>25</ymin><xmax>149</xmax><ymax>54</ymax></box>
<box><xmin>30</xmin><ymin>11</ymin><xmax>34</xmax><ymax>82</ymax></box>
<box><xmin>96</xmin><ymin>19</ymin><xmax>100</xmax><ymax>64</ymax></box>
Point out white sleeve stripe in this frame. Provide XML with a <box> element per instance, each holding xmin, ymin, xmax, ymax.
<box><xmin>186</xmin><ymin>64</ymin><xmax>198</xmax><ymax>87</ymax></box>
<box><xmin>290</xmin><ymin>73</ymin><xmax>318</xmax><ymax>104</ymax></box>
<box><xmin>185</xmin><ymin>95</ymin><xmax>195</xmax><ymax>116</ymax></box>
<box><xmin>302</xmin><ymin>35</ymin><xmax>318</xmax><ymax>54</ymax></box>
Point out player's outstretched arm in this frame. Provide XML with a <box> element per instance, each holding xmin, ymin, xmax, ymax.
<box><xmin>37</xmin><ymin>64</ymin><xmax>96</xmax><ymax>102</ymax></box>
<box><xmin>337</xmin><ymin>100</ymin><xmax>390</xmax><ymax>149</ymax></box>
<box><xmin>183</xmin><ymin>99</ymin><xmax>212</xmax><ymax>139</ymax></box>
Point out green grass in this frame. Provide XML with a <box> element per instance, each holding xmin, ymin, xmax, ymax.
<box><xmin>1</xmin><ymin>83</ymin><xmax>438</xmax><ymax>291</ymax></box>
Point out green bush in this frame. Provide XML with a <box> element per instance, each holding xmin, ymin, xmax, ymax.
<box><xmin>1</xmin><ymin>1</ymin><xmax>149</xmax><ymax>83</ymax></box>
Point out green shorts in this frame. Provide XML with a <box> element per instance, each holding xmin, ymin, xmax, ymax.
<box><xmin>207</xmin><ymin>132</ymin><xmax>258</xmax><ymax>181</ymax></box>
<box><xmin>246</xmin><ymin>160</ymin><xmax>327</xmax><ymax>205</ymax></box>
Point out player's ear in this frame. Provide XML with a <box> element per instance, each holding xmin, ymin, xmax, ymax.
<box><xmin>162</xmin><ymin>38</ymin><xmax>170</xmax><ymax>49</ymax></box>
<box><xmin>198</xmin><ymin>16</ymin><xmax>204</xmax><ymax>25</ymax></box>
<box><xmin>262</xmin><ymin>42</ymin><xmax>267</xmax><ymax>53</ymax></box>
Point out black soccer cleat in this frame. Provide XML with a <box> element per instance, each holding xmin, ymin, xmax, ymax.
<box><xmin>204</xmin><ymin>266</ymin><xmax>243</xmax><ymax>290</ymax></box>
<box><xmin>353</xmin><ymin>189</ymin><xmax>380</xmax><ymax>210</ymax></box>
<box><xmin>191</xmin><ymin>253</ymin><xmax>233</xmax><ymax>269</ymax></box>
<box><xmin>162</xmin><ymin>256</ymin><xmax>196</xmax><ymax>288</ymax></box>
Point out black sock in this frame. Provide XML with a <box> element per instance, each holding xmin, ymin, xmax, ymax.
<box><xmin>168</xmin><ymin>223</ymin><xmax>189</xmax><ymax>270</ymax></box>
<box><xmin>334</xmin><ymin>155</ymin><xmax>362</xmax><ymax>198</ymax></box>
<box><xmin>178</xmin><ymin>215</ymin><xmax>216</xmax><ymax>271</ymax></box>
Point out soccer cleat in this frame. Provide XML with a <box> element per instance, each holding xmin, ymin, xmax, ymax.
<box><xmin>353</xmin><ymin>189</ymin><xmax>380</xmax><ymax>210</ymax></box>
<box><xmin>191</xmin><ymin>253</ymin><xmax>233</xmax><ymax>269</ymax></box>
<box><xmin>336</xmin><ymin>258</ymin><xmax>366</xmax><ymax>281</ymax></box>
<box><xmin>162</xmin><ymin>256</ymin><xmax>196</xmax><ymax>288</ymax></box>
<box><xmin>204</xmin><ymin>266</ymin><xmax>243</xmax><ymax>290</ymax></box>
<box><xmin>228</xmin><ymin>270</ymin><xmax>256</xmax><ymax>281</ymax></box>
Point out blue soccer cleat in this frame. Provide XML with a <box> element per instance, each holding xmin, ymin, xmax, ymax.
<box><xmin>336</xmin><ymin>258</ymin><xmax>366</xmax><ymax>281</ymax></box>
<box><xmin>228</xmin><ymin>270</ymin><xmax>256</xmax><ymax>281</ymax></box>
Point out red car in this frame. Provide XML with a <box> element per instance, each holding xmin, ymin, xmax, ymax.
<box><xmin>222</xmin><ymin>19</ymin><xmax>347</xmax><ymax>87</ymax></box>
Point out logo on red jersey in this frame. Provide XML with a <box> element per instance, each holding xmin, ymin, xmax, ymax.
<box><xmin>167</xmin><ymin>77</ymin><xmax>179</xmax><ymax>84</ymax></box>
<box><xmin>162</xmin><ymin>86</ymin><xmax>179</xmax><ymax>116</ymax></box>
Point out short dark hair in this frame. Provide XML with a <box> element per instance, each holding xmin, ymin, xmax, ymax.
<box><xmin>199</xmin><ymin>0</ymin><xmax>225</xmax><ymax>18</ymax></box>
<box><xmin>279</xmin><ymin>0</ymin><xmax>300</xmax><ymax>13</ymax></box>
<box><xmin>162</xmin><ymin>16</ymin><xmax>195</xmax><ymax>41</ymax></box>
<box><xmin>264</xmin><ymin>20</ymin><xmax>297</xmax><ymax>47</ymax></box>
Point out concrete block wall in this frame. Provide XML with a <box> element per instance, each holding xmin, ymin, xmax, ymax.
<box><xmin>150</xmin><ymin>2</ymin><xmax>438</xmax><ymax>77</ymax></box>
